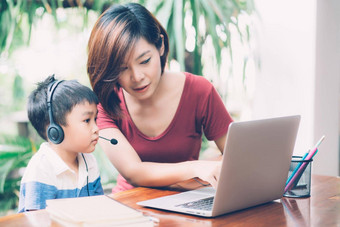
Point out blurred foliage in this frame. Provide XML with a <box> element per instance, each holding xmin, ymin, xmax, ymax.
<box><xmin>92</xmin><ymin>145</ymin><xmax>118</xmax><ymax>194</ymax></box>
<box><xmin>148</xmin><ymin>0</ymin><xmax>256</xmax><ymax>76</ymax></box>
<box><xmin>0</xmin><ymin>0</ymin><xmax>257</xmax><ymax>216</ymax></box>
<box><xmin>0</xmin><ymin>0</ymin><xmax>112</xmax><ymax>56</ymax></box>
<box><xmin>12</xmin><ymin>74</ymin><xmax>25</xmax><ymax>110</ymax></box>
<box><xmin>0</xmin><ymin>0</ymin><xmax>256</xmax><ymax>76</ymax></box>
<box><xmin>0</xmin><ymin>134</ymin><xmax>36</xmax><ymax>216</ymax></box>
<box><xmin>0</xmin><ymin>71</ymin><xmax>26</xmax><ymax>132</ymax></box>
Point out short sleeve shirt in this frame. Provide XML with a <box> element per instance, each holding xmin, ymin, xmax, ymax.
<box><xmin>18</xmin><ymin>142</ymin><xmax>104</xmax><ymax>212</ymax></box>
<box><xmin>97</xmin><ymin>72</ymin><xmax>233</xmax><ymax>191</ymax></box>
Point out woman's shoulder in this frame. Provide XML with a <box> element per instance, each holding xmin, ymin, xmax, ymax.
<box><xmin>164</xmin><ymin>71</ymin><xmax>212</xmax><ymax>87</ymax></box>
<box><xmin>162</xmin><ymin>71</ymin><xmax>214</xmax><ymax>99</ymax></box>
<box><xmin>181</xmin><ymin>72</ymin><xmax>214</xmax><ymax>97</ymax></box>
<box><xmin>163</xmin><ymin>71</ymin><xmax>185</xmax><ymax>81</ymax></box>
<box><xmin>161</xmin><ymin>71</ymin><xmax>185</xmax><ymax>91</ymax></box>
<box><xmin>183</xmin><ymin>72</ymin><xmax>213</xmax><ymax>87</ymax></box>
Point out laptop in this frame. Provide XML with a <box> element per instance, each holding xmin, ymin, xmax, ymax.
<box><xmin>137</xmin><ymin>115</ymin><xmax>301</xmax><ymax>217</ymax></box>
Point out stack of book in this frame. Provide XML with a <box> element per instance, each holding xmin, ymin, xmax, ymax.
<box><xmin>46</xmin><ymin>195</ymin><xmax>155</xmax><ymax>227</ymax></box>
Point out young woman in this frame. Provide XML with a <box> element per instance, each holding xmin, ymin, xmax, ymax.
<box><xmin>87</xmin><ymin>3</ymin><xmax>233</xmax><ymax>193</ymax></box>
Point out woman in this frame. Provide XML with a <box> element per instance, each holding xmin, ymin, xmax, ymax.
<box><xmin>87</xmin><ymin>3</ymin><xmax>233</xmax><ymax>193</ymax></box>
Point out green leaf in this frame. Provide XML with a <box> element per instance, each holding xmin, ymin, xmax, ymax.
<box><xmin>200</xmin><ymin>0</ymin><xmax>222</xmax><ymax>66</ymax></box>
<box><xmin>167</xmin><ymin>17</ymin><xmax>176</xmax><ymax>63</ymax></box>
<box><xmin>190</xmin><ymin>0</ymin><xmax>202</xmax><ymax>75</ymax></box>
<box><xmin>243</xmin><ymin>57</ymin><xmax>248</xmax><ymax>84</ymax></box>
<box><xmin>172</xmin><ymin>0</ymin><xmax>185</xmax><ymax>70</ymax></box>
<box><xmin>153</xmin><ymin>0</ymin><xmax>173</xmax><ymax>29</ymax></box>
<box><xmin>0</xmin><ymin>159</ymin><xmax>16</xmax><ymax>193</ymax></box>
<box><xmin>0</xmin><ymin>145</ymin><xmax>26</xmax><ymax>158</ymax></box>
<box><xmin>0</xmin><ymin>192</ymin><xmax>18</xmax><ymax>215</ymax></box>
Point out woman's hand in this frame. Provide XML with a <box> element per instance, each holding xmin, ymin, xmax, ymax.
<box><xmin>100</xmin><ymin>128</ymin><xmax>224</xmax><ymax>188</ymax></box>
<box><xmin>192</xmin><ymin>160</ymin><xmax>222</xmax><ymax>189</ymax></box>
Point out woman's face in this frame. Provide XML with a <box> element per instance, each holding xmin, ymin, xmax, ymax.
<box><xmin>117</xmin><ymin>38</ymin><xmax>164</xmax><ymax>100</ymax></box>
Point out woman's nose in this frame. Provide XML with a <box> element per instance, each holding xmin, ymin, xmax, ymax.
<box><xmin>130</xmin><ymin>69</ymin><xmax>144</xmax><ymax>82</ymax></box>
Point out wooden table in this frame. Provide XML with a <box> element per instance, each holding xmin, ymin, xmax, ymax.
<box><xmin>0</xmin><ymin>175</ymin><xmax>339</xmax><ymax>226</ymax></box>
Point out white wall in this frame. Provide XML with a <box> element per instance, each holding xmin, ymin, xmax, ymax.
<box><xmin>253</xmin><ymin>0</ymin><xmax>339</xmax><ymax>176</ymax></box>
<box><xmin>314</xmin><ymin>0</ymin><xmax>340</xmax><ymax>176</ymax></box>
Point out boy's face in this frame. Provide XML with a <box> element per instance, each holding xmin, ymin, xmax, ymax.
<box><xmin>61</xmin><ymin>101</ymin><xmax>99</xmax><ymax>154</ymax></box>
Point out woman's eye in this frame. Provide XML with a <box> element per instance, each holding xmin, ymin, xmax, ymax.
<box><xmin>120</xmin><ymin>66</ymin><xmax>128</xmax><ymax>72</ymax></box>
<box><xmin>141</xmin><ymin>57</ymin><xmax>151</xmax><ymax>64</ymax></box>
<box><xmin>84</xmin><ymin>119</ymin><xmax>90</xmax><ymax>123</ymax></box>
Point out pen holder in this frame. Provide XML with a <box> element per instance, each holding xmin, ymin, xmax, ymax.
<box><xmin>283</xmin><ymin>156</ymin><xmax>312</xmax><ymax>198</ymax></box>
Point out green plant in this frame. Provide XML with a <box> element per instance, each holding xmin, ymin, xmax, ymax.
<box><xmin>0</xmin><ymin>134</ymin><xmax>36</xmax><ymax>216</ymax></box>
<box><xmin>1</xmin><ymin>0</ymin><xmax>256</xmax><ymax>77</ymax></box>
<box><xmin>147</xmin><ymin>0</ymin><xmax>256</xmax><ymax>76</ymax></box>
<box><xmin>0</xmin><ymin>0</ymin><xmax>110</xmax><ymax>56</ymax></box>
<box><xmin>0</xmin><ymin>0</ymin><xmax>257</xmax><ymax>213</ymax></box>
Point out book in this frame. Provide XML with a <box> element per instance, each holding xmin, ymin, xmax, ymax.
<box><xmin>46</xmin><ymin>195</ymin><xmax>154</xmax><ymax>227</ymax></box>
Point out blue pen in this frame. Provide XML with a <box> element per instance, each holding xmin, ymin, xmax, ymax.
<box><xmin>285</xmin><ymin>135</ymin><xmax>325</xmax><ymax>187</ymax></box>
<box><xmin>285</xmin><ymin>152</ymin><xmax>309</xmax><ymax>185</ymax></box>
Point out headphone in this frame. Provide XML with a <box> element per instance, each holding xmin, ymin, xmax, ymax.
<box><xmin>47</xmin><ymin>80</ymin><xmax>90</xmax><ymax>196</ymax></box>
<box><xmin>47</xmin><ymin>80</ymin><xmax>65</xmax><ymax>144</ymax></box>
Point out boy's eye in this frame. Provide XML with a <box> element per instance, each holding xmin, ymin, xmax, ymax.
<box><xmin>141</xmin><ymin>57</ymin><xmax>151</xmax><ymax>64</ymax></box>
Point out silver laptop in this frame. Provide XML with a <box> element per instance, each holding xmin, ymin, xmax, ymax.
<box><xmin>137</xmin><ymin>115</ymin><xmax>300</xmax><ymax>217</ymax></box>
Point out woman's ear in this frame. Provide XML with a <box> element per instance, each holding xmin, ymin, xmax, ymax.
<box><xmin>159</xmin><ymin>34</ymin><xmax>165</xmax><ymax>56</ymax></box>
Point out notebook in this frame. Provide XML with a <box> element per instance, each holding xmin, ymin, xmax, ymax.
<box><xmin>137</xmin><ymin>115</ymin><xmax>301</xmax><ymax>217</ymax></box>
<box><xmin>46</xmin><ymin>195</ymin><xmax>154</xmax><ymax>226</ymax></box>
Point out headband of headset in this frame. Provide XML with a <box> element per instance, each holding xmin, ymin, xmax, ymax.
<box><xmin>46</xmin><ymin>80</ymin><xmax>64</xmax><ymax>144</ymax></box>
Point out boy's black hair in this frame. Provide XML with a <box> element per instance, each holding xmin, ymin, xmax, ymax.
<box><xmin>27</xmin><ymin>75</ymin><xmax>99</xmax><ymax>141</ymax></box>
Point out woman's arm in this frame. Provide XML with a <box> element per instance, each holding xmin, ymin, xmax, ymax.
<box><xmin>215</xmin><ymin>133</ymin><xmax>227</xmax><ymax>154</ymax></box>
<box><xmin>99</xmin><ymin>128</ymin><xmax>222</xmax><ymax>188</ymax></box>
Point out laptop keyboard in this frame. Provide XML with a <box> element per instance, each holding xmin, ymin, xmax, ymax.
<box><xmin>175</xmin><ymin>197</ymin><xmax>214</xmax><ymax>211</ymax></box>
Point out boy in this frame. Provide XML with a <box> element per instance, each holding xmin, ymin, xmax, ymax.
<box><xmin>18</xmin><ymin>75</ymin><xmax>104</xmax><ymax>212</ymax></box>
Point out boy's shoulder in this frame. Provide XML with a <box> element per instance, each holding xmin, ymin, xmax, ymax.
<box><xmin>21</xmin><ymin>142</ymin><xmax>58</xmax><ymax>183</ymax></box>
<box><xmin>79</xmin><ymin>152</ymin><xmax>99</xmax><ymax>170</ymax></box>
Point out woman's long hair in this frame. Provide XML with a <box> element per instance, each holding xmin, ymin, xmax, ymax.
<box><xmin>87</xmin><ymin>3</ymin><xmax>169</xmax><ymax>119</ymax></box>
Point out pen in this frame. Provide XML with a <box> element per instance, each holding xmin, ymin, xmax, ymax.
<box><xmin>313</xmin><ymin>135</ymin><xmax>326</xmax><ymax>152</ymax></box>
<box><xmin>285</xmin><ymin>152</ymin><xmax>309</xmax><ymax>185</ymax></box>
<box><xmin>303</xmin><ymin>135</ymin><xmax>325</xmax><ymax>161</ymax></box>
<box><xmin>310</xmin><ymin>135</ymin><xmax>325</xmax><ymax>159</ymax></box>
<box><xmin>284</xmin><ymin>135</ymin><xmax>325</xmax><ymax>193</ymax></box>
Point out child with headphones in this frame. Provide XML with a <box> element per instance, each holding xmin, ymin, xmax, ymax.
<box><xmin>18</xmin><ymin>75</ymin><xmax>104</xmax><ymax>213</ymax></box>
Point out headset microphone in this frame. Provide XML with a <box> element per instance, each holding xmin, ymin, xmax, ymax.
<box><xmin>99</xmin><ymin>136</ymin><xmax>118</xmax><ymax>145</ymax></box>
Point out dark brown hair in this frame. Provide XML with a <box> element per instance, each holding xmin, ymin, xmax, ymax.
<box><xmin>87</xmin><ymin>3</ymin><xmax>169</xmax><ymax>120</ymax></box>
<box><xmin>27</xmin><ymin>75</ymin><xmax>98</xmax><ymax>140</ymax></box>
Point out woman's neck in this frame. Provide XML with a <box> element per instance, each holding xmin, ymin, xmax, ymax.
<box><xmin>124</xmin><ymin>71</ymin><xmax>176</xmax><ymax>107</ymax></box>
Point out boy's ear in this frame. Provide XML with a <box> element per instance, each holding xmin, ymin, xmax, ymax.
<box><xmin>159</xmin><ymin>34</ymin><xmax>165</xmax><ymax>56</ymax></box>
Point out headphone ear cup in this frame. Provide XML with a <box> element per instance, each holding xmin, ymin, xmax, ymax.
<box><xmin>47</xmin><ymin>123</ymin><xmax>64</xmax><ymax>144</ymax></box>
